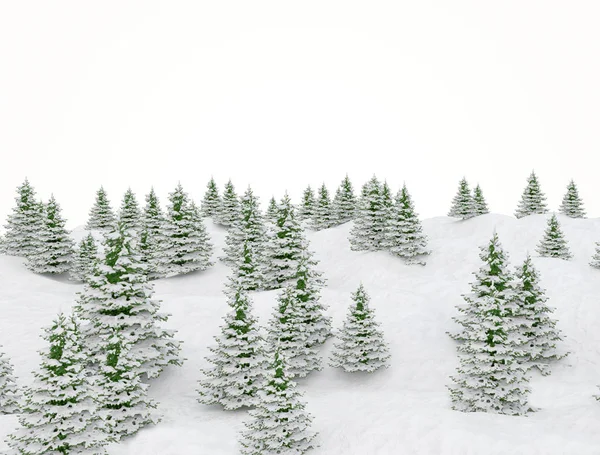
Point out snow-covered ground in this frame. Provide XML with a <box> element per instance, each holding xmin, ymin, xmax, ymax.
<box><xmin>1</xmin><ymin>213</ymin><xmax>600</xmax><ymax>454</ymax></box>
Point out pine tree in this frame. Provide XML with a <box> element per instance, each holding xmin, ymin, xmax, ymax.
<box><xmin>0</xmin><ymin>348</ymin><xmax>20</xmax><ymax>414</ymax></box>
<box><xmin>201</xmin><ymin>177</ymin><xmax>222</xmax><ymax>218</ymax></box>
<box><xmin>6</xmin><ymin>314</ymin><xmax>108</xmax><ymax>454</ymax></box>
<box><xmin>513</xmin><ymin>255</ymin><xmax>566</xmax><ymax>375</ymax></box>
<box><xmin>331</xmin><ymin>174</ymin><xmax>357</xmax><ymax>226</ymax></box>
<box><xmin>349</xmin><ymin>176</ymin><xmax>387</xmax><ymax>251</ymax></box>
<box><xmin>536</xmin><ymin>214</ymin><xmax>572</xmax><ymax>260</ymax></box>
<box><xmin>297</xmin><ymin>186</ymin><xmax>316</xmax><ymax>222</ymax></box>
<box><xmin>26</xmin><ymin>195</ymin><xmax>74</xmax><ymax>274</ymax></box>
<box><xmin>139</xmin><ymin>187</ymin><xmax>166</xmax><ymax>278</ymax></box>
<box><xmin>267</xmin><ymin>286</ymin><xmax>322</xmax><ymax>378</ymax></box>
<box><xmin>448</xmin><ymin>178</ymin><xmax>474</xmax><ymax>219</ymax></box>
<box><xmin>514</xmin><ymin>171</ymin><xmax>548</xmax><ymax>218</ymax></box>
<box><xmin>156</xmin><ymin>184</ymin><xmax>214</xmax><ymax>277</ymax></box>
<box><xmin>265</xmin><ymin>196</ymin><xmax>279</xmax><ymax>225</ymax></box>
<box><xmin>75</xmin><ymin>221</ymin><xmax>183</xmax><ymax>380</ymax></box>
<box><xmin>70</xmin><ymin>234</ymin><xmax>99</xmax><ymax>282</ymax></box>
<box><xmin>3</xmin><ymin>178</ymin><xmax>44</xmax><ymax>257</ymax></box>
<box><xmin>448</xmin><ymin>232</ymin><xmax>531</xmax><ymax>415</ymax></box>
<box><xmin>197</xmin><ymin>279</ymin><xmax>266</xmax><ymax>410</ymax></box>
<box><xmin>384</xmin><ymin>184</ymin><xmax>430</xmax><ymax>265</ymax></box>
<box><xmin>86</xmin><ymin>186</ymin><xmax>116</xmax><ymax>231</ymax></box>
<box><xmin>558</xmin><ymin>180</ymin><xmax>586</xmax><ymax>218</ymax></box>
<box><xmin>329</xmin><ymin>284</ymin><xmax>390</xmax><ymax>373</ymax></box>
<box><xmin>233</xmin><ymin>240</ymin><xmax>266</xmax><ymax>292</ymax></box>
<box><xmin>239</xmin><ymin>349</ymin><xmax>317</xmax><ymax>455</ymax></box>
<box><xmin>310</xmin><ymin>183</ymin><xmax>334</xmax><ymax>231</ymax></box>
<box><xmin>590</xmin><ymin>242</ymin><xmax>600</xmax><ymax>269</ymax></box>
<box><xmin>217</xmin><ymin>179</ymin><xmax>240</xmax><ymax>227</ymax></box>
<box><xmin>118</xmin><ymin>188</ymin><xmax>142</xmax><ymax>232</ymax></box>
<box><xmin>472</xmin><ymin>184</ymin><xmax>490</xmax><ymax>216</ymax></box>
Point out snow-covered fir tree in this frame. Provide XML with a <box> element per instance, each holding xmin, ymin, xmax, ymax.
<box><xmin>156</xmin><ymin>184</ymin><xmax>213</xmax><ymax>277</ymax></box>
<box><xmin>3</xmin><ymin>178</ymin><xmax>44</xmax><ymax>257</ymax></box>
<box><xmin>310</xmin><ymin>183</ymin><xmax>334</xmax><ymax>231</ymax></box>
<box><xmin>472</xmin><ymin>184</ymin><xmax>490</xmax><ymax>216</ymax></box>
<box><xmin>381</xmin><ymin>181</ymin><xmax>394</xmax><ymax>220</ymax></box>
<box><xmin>0</xmin><ymin>348</ymin><xmax>20</xmax><ymax>414</ymax></box>
<box><xmin>197</xmin><ymin>278</ymin><xmax>267</xmax><ymax>410</ymax></box>
<box><xmin>448</xmin><ymin>177</ymin><xmax>474</xmax><ymax>220</ymax></box>
<box><xmin>558</xmin><ymin>179</ymin><xmax>586</xmax><ymax>218</ymax></box>
<box><xmin>75</xmin><ymin>221</ymin><xmax>183</xmax><ymax>380</ymax></box>
<box><xmin>216</xmin><ymin>179</ymin><xmax>240</xmax><ymax>227</ymax></box>
<box><xmin>118</xmin><ymin>188</ymin><xmax>142</xmax><ymax>232</ymax></box>
<box><xmin>384</xmin><ymin>184</ymin><xmax>430</xmax><ymax>265</ymax></box>
<box><xmin>239</xmin><ymin>349</ymin><xmax>317</xmax><ymax>455</ymax></box>
<box><xmin>70</xmin><ymin>233</ymin><xmax>99</xmax><ymax>282</ymax></box>
<box><xmin>513</xmin><ymin>255</ymin><xmax>565</xmax><ymax>375</ymax></box>
<box><xmin>331</xmin><ymin>174</ymin><xmax>357</xmax><ymax>226</ymax></box>
<box><xmin>329</xmin><ymin>283</ymin><xmax>390</xmax><ymax>373</ymax></box>
<box><xmin>297</xmin><ymin>185</ymin><xmax>316</xmax><ymax>222</ymax></box>
<box><xmin>348</xmin><ymin>176</ymin><xmax>387</xmax><ymax>251</ymax></box>
<box><xmin>514</xmin><ymin>171</ymin><xmax>548</xmax><ymax>218</ymax></box>
<box><xmin>86</xmin><ymin>186</ymin><xmax>116</xmax><ymax>231</ymax></box>
<box><xmin>139</xmin><ymin>188</ymin><xmax>166</xmax><ymax>278</ymax></box>
<box><xmin>448</xmin><ymin>232</ymin><xmax>531</xmax><ymax>415</ymax></box>
<box><xmin>6</xmin><ymin>313</ymin><xmax>108</xmax><ymax>454</ymax></box>
<box><xmin>26</xmin><ymin>195</ymin><xmax>74</xmax><ymax>274</ymax></box>
<box><xmin>233</xmin><ymin>240</ymin><xmax>266</xmax><ymax>292</ymax></box>
<box><xmin>267</xmin><ymin>286</ymin><xmax>322</xmax><ymax>378</ymax></box>
<box><xmin>536</xmin><ymin>214</ymin><xmax>572</xmax><ymax>260</ymax></box>
<box><xmin>590</xmin><ymin>242</ymin><xmax>600</xmax><ymax>269</ymax></box>
<box><xmin>265</xmin><ymin>196</ymin><xmax>279</xmax><ymax>225</ymax></box>
<box><xmin>200</xmin><ymin>177</ymin><xmax>222</xmax><ymax>218</ymax></box>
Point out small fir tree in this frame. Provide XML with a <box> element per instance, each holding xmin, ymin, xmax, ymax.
<box><xmin>3</xmin><ymin>178</ymin><xmax>44</xmax><ymax>257</ymax></box>
<box><xmin>558</xmin><ymin>180</ymin><xmax>586</xmax><ymax>218</ymax></box>
<box><xmin>265</xmin><ymin>196</ymin><xmax>279</xmax><ymax>225</ymax></box>
<box><xmin>118</xmin><ymin>188</ymin><xmax>142</xmax><ymax>232</ymax></box>
<box><xmin>297</xmin><ymin>186</ymin><xmax>316</xmax><ymax>222</ymax></box>
<box><xmin>536</xmin><ymin>214</ymin><xmax>572</xmax><ymax>260</ymax></box>
<box><xmin>448</xmin><ymin>232</ymin><xmax>531</xmax><ymax>415</ymax></box>
<box><xmin>233</xmin><ymin>239</ymin><xmax>266</xmax><ymax>292</ymax></box>
<box><xmin>331</xmin><ymin>174</ymin><xmax>357</xmax><ymax>225</ymax></box>
<box><xmin>70</xmin><ymin>233</ymin><xmax>99</xmax><ymax>282</ymax></box>
<box><xmin>139</xmin><ymin>188</ymin><xmax>166</xmax><ymax>278</ymax></box>
<box><xmin>590</xmin><ymin>242</ymin><xmax>600</xmax><ymax>269</ymax></box>
<box><xmin>217</xmin><ymin>179</ymin><xmax>241</xmax><ymax>227</ymax></box>
<box><xmin>0</xmin><ymin>348</ymin><xmax>20</xmax><ymax>414</ymax></box>
<box><xmin>310</xmin><ymin>183</ymin><xmax>334</xmax><ymax>231</ymax></box>
<box><xmin>448</xmin><ymin>178</ymin><xmax>474</xmax><ymax>219</ymax></box>
<box><xmin>200</xmin><ymin>177</ymin><xmax>222</xmax><ymax>218</ymax></box>
<box><xmin>86</xmin><ymin>186</ymin><xmax>116</xmax><ymax>231</ymax></box>
<box><xmin>472</xmin><ymin>184</ymin><xmax>490</xmax><ymax>216</ymax></box>
<box><xmin>239</xmin><ymin>349</ymin><xmax>317</xmax><ymax>455</ymax></box>
<box><xmin>514</xmin><ymin>171</ymin><xmax>548</xmax><ymax>218</ymax></box>
<box><xmin>349</xmin><ymin>176</ymin><xmax>387</xmax><ymax>251</ymax></box>
<box><xmin>329</xmin><ymin>284</ymin><xmax>390</xmax><ymax>373</ymax></box>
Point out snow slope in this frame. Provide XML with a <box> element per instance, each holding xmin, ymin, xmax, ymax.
<box><xmin>2</xmin><ymin>214</ymin><xmax>600</xmax><ymax>454</ymax></box>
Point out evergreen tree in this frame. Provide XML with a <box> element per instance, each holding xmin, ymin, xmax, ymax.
<box><xmin>267</xmin><ymin>286</ymin><xmax>322</xmax><ymax>378</ymax></box>
<box><xmin>233</xmin><ymin>240</ymin><xmax>266</xmax><ymax>292</ymax></box>
<box><xmin>536</xmin><ymin>214</ymin><xmax>572</xmax><ymax>260</ymax></box>
<box><xmin>310</xmin><ymin>183</ymin><xmax>334</xmax><ymax>231</ymax></box>
<box><xmin>6</xmin><ymin>314</ymin><xmax>108</xmax><ymax>454</ymax></box>
<box><xmin>384</xmin><ymin>184</ymin><xmax>430</xmax><ymax>265</ymax></box>
<box><xmin>331</xmin><ymin>174</ymin><xmax>357</xmax><ymax>226</ymax></box>
<box><xmin>513</xmin><ymin>255</ymin><xmax>566</xmax><ymax>375</ymax></box>
<box><xmin>197</xmin><ymin>279</ymin><xmax>267</xmax><ymax>410</ymax></box>
<box><xmin>590</xmin><ymin>242</ymin><xmax>600</xmax><ymax>269</ymax></box>
<box><xmin>200</xmin><ymin>177</ymin><xmax>222</xmax><ymax>218</ymax></box>
<box><xmin>139</xmin><ymin>188</ymin><xmax>166</xmax><ymax>278</ymax></box>
<box><xmin>558</xmin><ymin>180</ymin><xmax>586</xmax><ymax>218</ymax></box>
<box><xmin>448</xmin><ymin>178</ymin><xmax>474</xmax><ymax>219</ymax></box>
<box><xmin>348</xmin><ymin>176</ymin><xmax>387</xmax><ymax>251</ymax></box>
<box><xmin>86</xmin><ymin>187</ymin><xmax>116</xmax><ymax>231</ymax></box>
<box><xmin>70</xmin><ymin>234</ymin><xmax>99</xmax><ymax>283</ymax></box>
<box><xmin>216</xmin><ymin>179</ymin><xmax>240</xmax><ymax>227</ymax></box>
<box><xmin>3</xmin><ymin>178</ymin><xmax>44</xmax><ymax>257</ymax></box>
<box><xmin>265</xmin><ymin>196</ymin><xmax>279</xmax><ymax>225</ymax></box>
<box><xmin>329</xmin><ymin>284</ymin><xmax>390</xmax><ymax>373</ymax></box>
<box><xmin>75</xmin><ymin>221</ymin><xmax>183</xmax><ymax>380</ymax></box>
<box><xmin>0</xmin><ymin>348</ymin><xmax>20</xmax><ymax>414</ymax></box>
<box><xmin>514</xmin><ymin>171</ymin><xmax>548</xmax><ymax>218</ymax></box>
<box><xmin>118</xmin><ymin>188</ymin><xmax>142</xmax><ymax>232</ymax></box>
<box><xmin>26</xmin><ymin>195</ymin><xmax>74</xmax><ymax>274</ymax></box>
<box><xmin>297</xmin><ymin>186</ymin><xmax>316</xmax><ymax>222</ymax></box>
<box><xmin>239</xmin><ymin>349</ymin><xmax>317</xmax><ymax>455</ymax></box>
<box><xmin>156</xmin><ymin>184</ymin><xmax>213</xmax><ymax>277</ymax></box>
<box><xmin>472</xmin><ymin>184</ymin><xmax>490</xmax><ymax>216</ymax></box>
<box><xmin>448</xmin><ymin>232</ymin><xmax>531</xmax><ymax>415</ymax></box>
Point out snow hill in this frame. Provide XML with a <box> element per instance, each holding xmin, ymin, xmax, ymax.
<box><xmin>1</xmin><ymin>213</ymin><xmax>600</xmax><ymax>454</ymax></box>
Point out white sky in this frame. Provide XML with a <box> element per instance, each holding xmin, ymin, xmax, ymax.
<box><xmin>1</xmin><ymin>1</ymin><xmax>599</xmax><ymax>229</ymax></box>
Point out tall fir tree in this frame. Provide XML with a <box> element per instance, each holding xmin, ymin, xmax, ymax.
<box><xmin>514</xmin><ymin>171</ymin><xmax>548</xmax><ymax>218</ymax></box>
<box><xmin>558</xmin><ymin>179</ymin><xmax>586</xmax><ymax>218</ymax></box>
<box><xmin>513</xmin><ymin>255</ymin><xmax>566</xmax><ymax>375</ymax></box>
<box><xmin>536</xmin><ymin>214</ymin><xmax>572</xmax><ymax>260</ymax></box>
<box><xmin>331</xmin><ymin>174</ymin><xmax>357</xmax><ymax>226</ymax></box>
<box><xmin>265</xmin><ymin>196</ymin><xmax>279</xmax><ymax>225</ymax></box>
<box><xmin>448</xmin><ymin>177</ymin><xmax>474</xmax><ymax>220</ymax></box>
<box><xmin>448</xmin><ymin>232</ymin><xmax>531</xmax><ymax>415</ymax></box>
<box><xmin>472</xmin><ymin>184</ymin><xmax>490</xmax><ymax>216</ymax></box>
<box><xmin>118</xmin><ymin>188</ymin><xmax>142</xmax><ymax>232</ymax></box>
<box><xmin>384</xmin><ymin>184</ymin><xmax>430</xmax><ymax>265</ymax></box>
<box><xmin>139</xmin><ymin>187</ymin><xmax>166</xmax><ymax>278</ymax></box>
<box><xmin>6</xmin><ymin>314</ymin><xmax>109</xmax><ymax>454</ymax></box>
<box><xmin>156</xmin><ymin>183</ymin><xmax>213</xmax><ymax>277</ymax></box>
<box><xmin>297</xmin><ymin>186</ymin><xmax>316</xmax><ymax>222</ymax></box>
<box><xmin>310</xmin><ymin>183</ymin><xmax>334</xmax><ymax>231</ymax></box>
<box><xmin>86</xmin><ymin>186</ymin><xmax>116</xmax><ymax>231</ymax></box>
<box><xmin>348</xmin><ymin>176</ymin><xmax>387</xmax><ymax>251</ymax></box>
<box><xmin>26</xmin><ymin>195</ymin><xmax>74</xmax><ymax>274</ymax></box>
<box><xmin>329</xmin><ymin>284</ymin><xmax>390</xmax><ymax>373</ymax></box>
<box><xmin>197</xmin><ymin>278</ymin><xmax>267</xmax><ymax>410</ymax></box>
<box><xmin>590</xmin><ymin>242</ymin><xmax>600</xmax><ymax>269</ymax></box>
<box><xmin>217</xmin><ymin>179</ymin><xmax>241</xmax><ymax>227</ymax></box>
<box><xmin>3</xmin><ymin>178</ymin><xmax>44</xmax><ymax>257</ymax></box>
<box><xmin>239</xmin><ymin>349</ymin><xmax>317</xmax><ymax>455</ymax></box>
<box><xmin>70</xmin><ymin>233</ymin><xmax>99</xmax><ymax>282</ymax></box>
<box><xmin>0</xmin><ymin>348</ymin><xmax>20</xmax><ymax>414</ymax></box>
<box><xmin>200</xmin><ymin>177</ymin><xmax>222</xmax><ymax>218</ymax></box>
